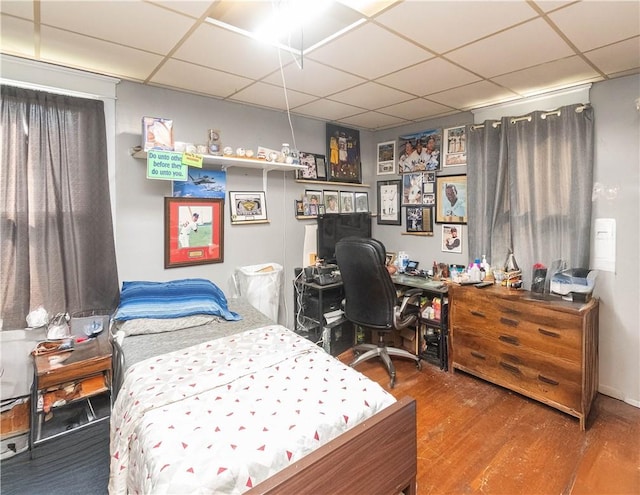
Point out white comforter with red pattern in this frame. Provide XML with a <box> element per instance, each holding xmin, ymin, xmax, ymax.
<box><xmin>109</xmin><ymin>324</ymin><xmax>395</xmax><ymax>494</ymax></box>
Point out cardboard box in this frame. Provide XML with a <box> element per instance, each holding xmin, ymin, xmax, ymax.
<box><xmin>1</xmin><ymin>397</ymin><xmax>30</xmax><ymax>440</ymax></box>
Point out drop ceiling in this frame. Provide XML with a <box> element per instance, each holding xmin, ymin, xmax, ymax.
<box><xmin>1</xmin><ymin>0</ymin><xmax>639</xmax><ymax>131</ymax></box>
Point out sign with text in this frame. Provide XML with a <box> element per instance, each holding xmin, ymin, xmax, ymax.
<box><xmin>182</xmin><ymin>152</ymin><xmax>203</xmax><ymax>168</ymax></box>
<box><xmin>146</xmin><ymin>151</ymin><xmax>188</xmax><ymax>180</ymax></box>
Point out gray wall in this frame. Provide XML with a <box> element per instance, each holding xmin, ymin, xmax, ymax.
<box><xmin>113</xmin><ymin>74</ymin><xmax>640</xmax><ymax>408</ymax></box>
<box><xmin>115</xmin><ymin>81</ymin><xmax>376</xmax><ymax>329</ymax></box>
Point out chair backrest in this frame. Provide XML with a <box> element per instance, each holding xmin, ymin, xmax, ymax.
<box><xmin>335</xmin><ymin>237</ymin><xmax>397</xmax><ymax>330</ymax></box>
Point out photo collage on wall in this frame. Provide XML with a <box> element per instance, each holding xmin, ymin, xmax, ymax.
<box><xmin>376</xmin><ymin>125</ymin><xmax>468</xmax><ymax>239</ymax></box>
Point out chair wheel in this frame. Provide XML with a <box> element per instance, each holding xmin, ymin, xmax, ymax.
<box><xmin>389</xmin><ymin>376</ymin><xmax>395</xmax><ymax>388</ymax></box>
<box><xmin>416</xmin><ymin>360</ymin><xmax>422</xmax><ymax>371</ymax></box>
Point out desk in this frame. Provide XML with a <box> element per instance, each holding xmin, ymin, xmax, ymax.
<box><xmin>392</xmin><ymin>274</ymin><xmax>449</xmax><ymax>370</ymax></box>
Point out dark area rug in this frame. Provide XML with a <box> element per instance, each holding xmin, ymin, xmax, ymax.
<box><xmin>1</xmin><ymin>420</ymin><xmax>109</xmax><ymax>495</ymax></box>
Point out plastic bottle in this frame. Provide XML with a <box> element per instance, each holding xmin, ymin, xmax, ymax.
<box><xmin>469</xmin><ymin>259</ymin><xmax>481</xmax><ymax>282</ymax></box>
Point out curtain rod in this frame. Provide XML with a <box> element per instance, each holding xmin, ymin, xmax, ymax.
<box><xmin>471</xmin><ymin>104</ymin><xmax>589</xmax><ymax>129</ymax></box>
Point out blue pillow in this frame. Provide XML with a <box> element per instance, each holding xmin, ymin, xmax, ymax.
<box><xmin>112</xmin><ymin>278</ymin><xmax>241</xmax><ymax>322</ymax></box>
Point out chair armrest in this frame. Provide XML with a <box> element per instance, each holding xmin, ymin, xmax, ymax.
<box><xmin>394</xmin><ymin>288</ymin><xmax>421</xmax><ymax>329</ymax></box>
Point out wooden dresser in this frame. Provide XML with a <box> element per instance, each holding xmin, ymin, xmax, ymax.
<box><xmin>449</xmin><ymin>285</ymin><xmax>599</xmax><ymax>430</ymax></box>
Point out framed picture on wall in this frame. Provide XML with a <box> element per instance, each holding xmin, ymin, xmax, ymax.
<box><xmin>377</xmin><ymin>141</ymin><xmax>396</xmax><ymax>175</ymax></box>
<box><xmin>442</xmin><ymin>224</ymin><xmax>462</xmax><ymax>253</ymax></box>
<box><xmin>164</xmin><ymin>197</ymin><xmax>224</xmax><ymax>268</ymax></box>
<box><xmin>442</xmin><ymin>126</ymin><xmax>467</xmax><ymax>168</ymax></box>
<box><xmin>436</xmin><ymin>174</ymin><xmax>467</xmax><ymax>224</ymax></box>
<box><xmin>354</xmin><ymin>192</ymin><xmax>369</xmax><ymax>212</ymax></box>
<box><xmin>323</xmin><ymin>190</ymin><xmax>340</xmax><ymax>213</ymax></box>
<box><xmin>296</xmin><ymin>152</ymin><xmax>327</xmax><ymax>180</ymax></box>
<box><xmin>229</xmin><ymin>191</ymin><xmax>267</xmax><ymax>223</ymax></box>
<box><xmin>398</xmin><ymin>128</ymin><xmax>441</xmax><ymax>173</ymax></box>
<box><xmin>377</xmin><ymin>180</ymin><xmax>401</xmax><ymax>225</ymax></box>
<box><xmin>406</xmin><ymin>207</ymin><xmax>433</xmax><ymax>234</ymax></box>
<box><xmin>339</xmin><ymin>191</ymin><xmax>355</xmax><ymax>213</ymax></box>
<box><xmin>402</xmin><ymin>172</ymin><xmax>424</xmax><ymax>206</ymax></box>
<box><xmin>326</xmin><ymin>123</ymin><xmax>361</xmax><ymax>183</ymax></box>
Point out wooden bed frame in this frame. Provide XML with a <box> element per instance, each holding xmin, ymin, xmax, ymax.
<box><xmin>248</xmin><ymin>396</ymin><xmax>417</xmax><ymax>495</ymax></box>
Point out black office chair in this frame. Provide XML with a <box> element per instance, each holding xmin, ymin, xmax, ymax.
<box><xmin>335</xmin><ymin>237</ymin><xmax>422</xmax><ymax>388</ymax></box>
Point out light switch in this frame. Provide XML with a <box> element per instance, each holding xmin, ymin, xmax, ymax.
<box><xmin>593</xmin><ymin>218</ymin><xmax>616</xmax><ymax>272</ymax></box>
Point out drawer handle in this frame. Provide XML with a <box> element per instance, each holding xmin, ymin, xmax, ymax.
<box><xmin>499</xmin><ymin>361</ymin><xmax>521</xmax><ymax>375</ymax></box>
<box><xmin>538</xmin><ymin>328</ymin><xmax>560</xmax><ymax>338</ymax></box>
<box><xmin>502</xmin><ymin>353</ymin><xmax>522</xmax><ymax>365</ymax></box>
<box><xmin>499</xmin><ymin>334</ymin><xmax>520</xmax><ymax>346</ymax></box>
<box><xmin>501</xmin><ymin>307</ymin><xmax>521</xmax><ymax>315</ymax></box>
<box><xmin>470</xmin><ymin>310</ymin><xmax>485</xmax><ymax>318</ymax></box>
<box><xmin>538</xmin><ymin>375</ymin><xmax>559</xmax><ymax>386</ymax></box>
<box><xmin>499</xmin><ymin>317</ymin><xmax>519</xmax><ymax>327</ymax></box>
<box><xmin>470</xmin><ymin>351</ymin><xmax>486</xmax><ymax>360</ymax></box>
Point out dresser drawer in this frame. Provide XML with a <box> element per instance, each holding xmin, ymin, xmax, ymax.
<box><xmin>453</xmin><ymin>328</ymin><xmax>582</xmax><ymax>411</ymax></box>
<box><xmin>451</xmin><ymin>300</ymin><xmax>582</xmax><ymax>363</ymax></box>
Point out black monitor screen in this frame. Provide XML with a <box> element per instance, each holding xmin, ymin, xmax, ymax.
<box><xmin>317</xmin><ymin>213</ymin><xmax>372</xmax><ymax>264</ymax></box>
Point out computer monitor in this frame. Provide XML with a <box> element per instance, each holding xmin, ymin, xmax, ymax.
<box><xmin>316</xmin><ymin>213</ymin><xmax>372</xmax><ymax>264</ymax></box>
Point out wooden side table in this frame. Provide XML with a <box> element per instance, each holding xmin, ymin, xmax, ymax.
<box><xmin>30</xmin><ymin>331</ymin><xmax>112</xmax><ymax>456</ymax></box>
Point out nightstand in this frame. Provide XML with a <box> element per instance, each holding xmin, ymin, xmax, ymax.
<box><xmin>29</xmin><ymin>331</ymin><xmax>112</xmax><ymax>456</ymax></box>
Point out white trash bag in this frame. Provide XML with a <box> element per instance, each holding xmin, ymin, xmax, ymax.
<box><xmin>233</xmin><ymin>263</ymin><xmax>283</xmax><ymax>322</ymax></box>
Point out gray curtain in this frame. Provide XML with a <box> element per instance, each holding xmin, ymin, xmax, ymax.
<box><xmin>467</xmin><ymin>103</ymin><xmax>594</xmax><ymax>288</ymax></box>
<box><xmin>1</xmin><ymin>85</ymin><xmax>119</xmax><ymax>330</ymax></box>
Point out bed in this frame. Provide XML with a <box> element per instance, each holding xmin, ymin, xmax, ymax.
<box><xmin>108</xmin><ymin>279</ymin><xmax>417</xmax><ymax>495</ymax></box>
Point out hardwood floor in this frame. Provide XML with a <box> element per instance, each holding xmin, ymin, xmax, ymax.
<box><xmin>339</xmin><ymin>351</ymin><xmax>640</xmax><ymax>495</ymax></box>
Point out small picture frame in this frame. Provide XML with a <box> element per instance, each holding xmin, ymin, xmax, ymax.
<box><xmin>385</xmin><ymin>251</ymin><xmax>397</xmax><ymax>267</ymax></box>
<box><xmin>402</xmin><ymin>172</ymin><xmax>424</xmax><ymax>206</ymax></box>
<box><xmin>304</xmin><ymin>190</ymin><xmax>323</xmax><ymax>216</ymax></box>
<box><xmin>377</xmin><ymin>141</ymin><xmax>396</xmax><ymax>175</ymax></box>
<box><xmin>229</xmin><ymin>191</ymin><xmax>268</xmax><ymax>223</ymax></box>
<box><xmin>295</xmin><ymin>199</ymin><xmax>305</xmax><ymax>217</ymax></box>
<box><xmin>354</xmin><ymin>192</ymin><xmax>369</xmax><ymax>212</ymax></box>
<box><xmin>406</xmin><ymin>207</ymin><xmax>433</xmax><ymax>234</ymax></box>
<box><xmin>297</xmin><ymin>152</ymin><xmax>327</xmax><ymax>180</ymax></box>
<box><xmin>339</xmin><ymin>191</ymin><xmax>355</xmax><ymax>213</ymax></box>
<box><xmin>443</xmin><ymin>126</ymin><xmax>467</xmax><ymax>168</ymax></box>
<box><xmin>436</xmin><ymin>174</ymin><xmax>467</xmax><ymax>224</ymax></box>
<box><xmin>377</xmin><ymin>180</ymin><xmax>401</xmax><ymax>225</ymax></box>
<box><xmin>324</xmin><ymin>190</ymin><xmax>340</xmax><ymax>213</ymax></box>
<box><xmin>442</xmin><ymin>224</ymin><xmax>462</xmax><ymax>253</ymax></box>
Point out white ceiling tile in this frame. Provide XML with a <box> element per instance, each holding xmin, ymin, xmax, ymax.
<box><xmin>447</xmin><ymin>18</ymin><xmax>575</xmax><ymax>78</ymax></box>
<box><xmin>307</xmin><ymin>22</ymin><xmax>431</xmax><ymax>79</ymax></box>
<box><xmin>0</xmin><ymin>15</ymin><xmax>35</xmax><ymax>58</ymax></box>
<box><xmin>229</xmin><ymin>81</ymin><xmax>317</xmax><ymax>110</ymax></box>
<box><xmin>263</xmin><ymin>59</ymin><xmax>365</xmax><ymax>97</ymax></box>
<box><xmin>492</xmin><ymin>56</ymin><xmax>602</xmax><ymax>96</ymax></box>
<box><xmin>1</xmin><ymin>0</ymin><xmax>638</xmax><ymax>128</ymax></box>
<box><xmin>152</xmin><ymin>58</ymin><xmax>253</xmax><ymax>98</ymax></box>
<box><xmin>149</xmin><ymin>0</ymin><xmax>213</xmax><ymax>18</ymax></box>
<box><xmin>377</xmin><ymin>58</ymin><xmax>481</xmax><ymax>97</ymax></box>
<box><xmin>429</xmin><ymin>81</ymin><xmax>519</xmax><ymax>110</ymax></box>
<box><xmin>338</xmin><ymin>0</ymin><xmax>399</xmax><ymax>17</ymax></box>
<box><xmin>328</xmin><ymin>81</ymin><xmax>413</xmax><ymax>109</ymax></box>
<box><xmin>339</xmin><ymin>110</ymin><xmax>409</xmax><ymax>130</ymax></box>
<box><xmin>549</xmin><ymin>1</ymin><xmax>640</xmax><ymax>52</ymax></box>
<box><xmin>173</xmin><ymin>23</ymin><xmax>282</xmax><ymax>80</ymax></box>
<box><xmin>375</xmin><ymin>0</ymin><xmax>538</xmax><ymax>54</ymax></box>
<box><xmin>40</xmin><ymin>27</ymin><xmax>164</xmax><ymax>81</ymax></box>
<box><xmin>378</xmin><ymin>98</ymin><xmax>454</xmax><ymax>121</ymax></box>
<box><xmin>585</xmin><ymin>38</ymin><xmax>640</xmax><ymax>77</ymax></box>
<box><xmin>40</xmin><ymin>0</ymin><xmax>196</xmax><ymax>55</ymax></box>
<box><xmin>0</xmin><ymin>1</ymin><xmax>34</xmax><ymax>19</ymax></box>
<box><xmin>293</xmin><ymin>98</ymin><xmax>366</xmax><ymax>121</ymax></box>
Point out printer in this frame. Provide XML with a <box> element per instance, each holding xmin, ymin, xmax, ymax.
<box><xmin>550</xmin><ymin>268</ymin><xmax>597</xmax><ymax>302</ymax></box>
